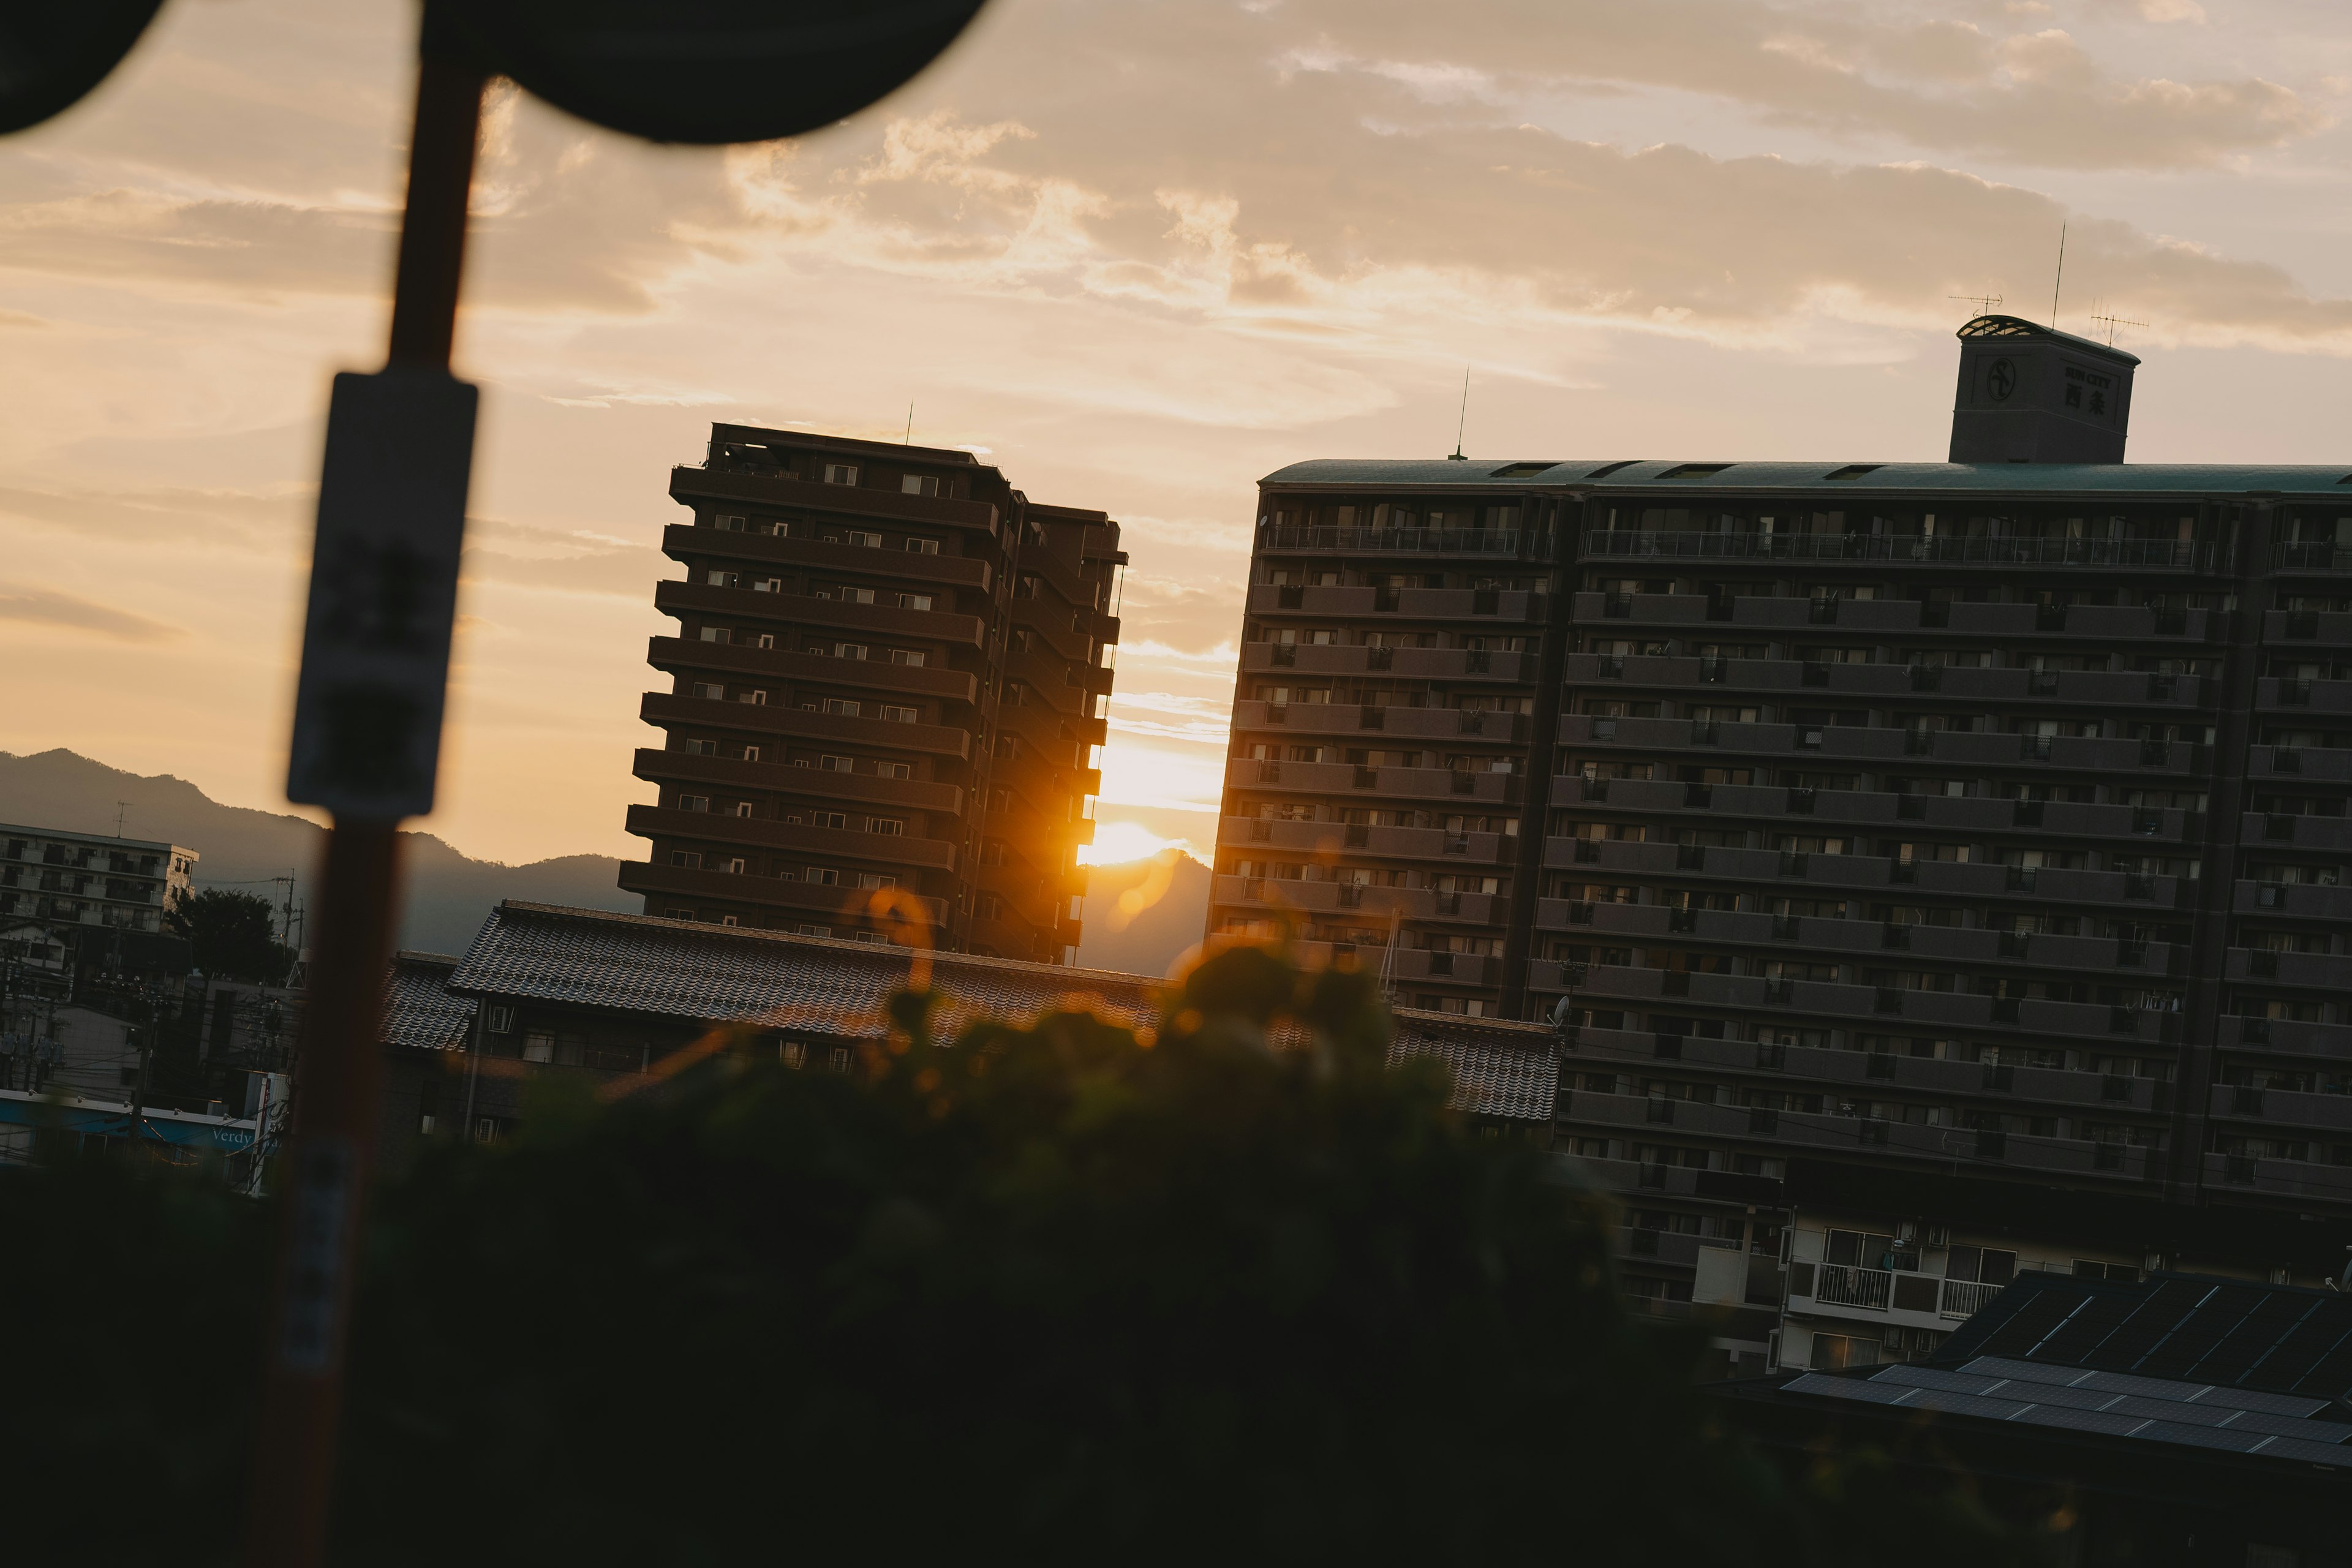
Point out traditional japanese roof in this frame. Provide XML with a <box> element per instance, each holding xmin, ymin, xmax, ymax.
<box><xmin>445</xmin><ymin>903</ymin><xmax>1559</xmax><ymax>1121</ymax></box>
<box><xmin>383</xmin><ymin>951</ymin><xmax>474</xmax><ymax>1052</ymax></box>
<box><xmin>1758</xmin><ymin>1271</ymin><xmax>2352</xmax><ymax>1470</ymax></box>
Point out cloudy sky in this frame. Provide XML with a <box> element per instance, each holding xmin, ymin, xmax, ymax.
<box><xmin>6</xmin><ymin>0</ymin><xmax>2352</xmax><ymax>872</ymax></box>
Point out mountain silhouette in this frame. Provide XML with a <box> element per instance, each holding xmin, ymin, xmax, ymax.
<box><xmin>0</xmin><ymin>749</ymin><xmax>634</xmax><ymax>957</ymax></box>
<box><xmin>1074</xmin><ymin>848</ymin><xmax>1211</xmax><ymax>980</ymax></box>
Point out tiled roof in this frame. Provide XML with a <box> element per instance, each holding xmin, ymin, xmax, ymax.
<box><xmin>448</xmin><ymin>903</ymin><xmax>1558</xmax><ymax>1121</ymax></box>
<box><xmin>383</xmin><ymin>951</ymin><xmax>473</xmax><ymax>1052</ymax></box>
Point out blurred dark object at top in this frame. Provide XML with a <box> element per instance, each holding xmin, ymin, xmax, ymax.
<box><xmin>0</xmin><ymin>0</ymin><xmax>165</xmax><ymax>135</ymax></box>
<box><xmin>451</xmin><ymin>0</ymin><xmax>989</xmax><ymax>145</ymax></box>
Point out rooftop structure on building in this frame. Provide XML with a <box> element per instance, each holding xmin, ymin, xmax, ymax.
<box><xmin>1210</xmin><ymin>314</ymin><xmax>2352</xmax><ymax>1333</ymax></box>
<box><xmin>624</xmin><ymin>426</ymin><xmax>1125</xmax><ymax>965</ymax></box>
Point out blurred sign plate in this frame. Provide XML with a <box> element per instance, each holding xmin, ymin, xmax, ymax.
<box><xmin>286</xmin><ymin>369</ymin><xmax>478</xmax><ymax>821</ymax></box>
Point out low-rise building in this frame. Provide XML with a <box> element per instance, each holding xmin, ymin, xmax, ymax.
<box><xmin>0</xmin><ymin>823</ymin><xmax>195</xmax><ymax>935</ymax></box>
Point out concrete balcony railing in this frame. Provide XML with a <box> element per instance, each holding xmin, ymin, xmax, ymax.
<box><xmin>617</xmin><ymin>859</ymin><xmax>947</xmax><ymax>925</ymax></box>
<box><xmin>631</xmin><ymin>748</ymin><xmax>962</xmax><ymax>814</ymax></box>
<box><xmin>1240</xmin><ymin>642</ymin><xmax>1536</xmax><ymax>684</ymax></box>
<box><xmin>2234</xmin><ymin>880</ymin><xmax>2352</xmax><ymax>920</ymax></box>
<box><xmin>2263</xmin><ymin>608</ymin><xmax>2352</xmax><ymax>644</ymax></box>
<box><xmin>2225</xmin><ymin>948</ymin><xmax>2352</xmax><ymax>991</ymax></box>
<box><xmin>1246</xmin><ymin>583</ymin><xmax>1542</xmax><ymax>623</ymax></box>
<box><xmin>1567</xmin><ymin>591</ymin><xmax>2217</xmax><ymax>641</ymax></box>
<box><xmin>660</xmin><ymin>522</ymin><xmax>993</xmax><ymax>590</ymax></box>
<box><xmin>641</xmin><ymin>693</ymin><xmax>973</xmax><ymax>760</ymax></box>
<box><xmin>2206</xmin><ymin>1083</ymin><xmax>2352</xmax><ymax>1136</ymax></box>
<box><xmin>2253</xmin><ymin>744</ymin><xmax>2352</xmax><ymax>782</ymax></box>
<box><xmin>1222</xmin><ymin>815</ymin><xmax>1513</xmax><ymax>866</ymax></box>
<box><xmin>625</xmin><ymin>804</ymin><xmax>957</xmax><ymax>873</ymax></box>
<box><xmin>2199</xmin><ymin>1152</ymin><xmax>2352</xmax><ymax>1204</ymax></box>
<box><xmin>655</xmin><ymin>578</ymin><xmax>987</xmax><ymax>649</ymax></box>
<box><xmin>2256</xmin><ymin>676</ymin><xmax>2352</xmax><ymax>714</ymax></box>
<box><xmin>1232</xmin><ymin>699</ymin><xmax>1526</xmax><ymax>745</ymax></box>
<box><xmin>2239</xmin><ymin>812</ymin><xmax>2352</xmax><ymax>853</ymax></box>
<box><xmin>2220</xmin><ymin>1015</ymin><xmax>2352</xmax><ymax>1061</ymax></box>
<box><xmin>1225</xmin><ymin>757</ymin><xmax>1525</xmax><ymax>807</ymax></box>
<box><xmin>1210</xmin><ymin>874</ymin><xmax>1504</xmax><ymax>928</ymax></box>
<box><xmin>676</xmin><ymin>462</ymin><xmax>1002</xmax><ymax>532</ymax></box>
<box><xmin>647</xmin><ymin>636</ymin><xmax>981</xmax><ymax>706</ymax></box>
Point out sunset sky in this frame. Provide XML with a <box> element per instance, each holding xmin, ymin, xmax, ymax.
<box><xmin>7</xmin><ymin>0</ymin><xmax>2352</xmax><ymax>872</ymax></box>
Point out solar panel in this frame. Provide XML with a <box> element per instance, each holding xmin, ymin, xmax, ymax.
<box><xmin>2141</xmin><ymin>1284</ymin><xmax>2269</xmax><ymax>1381</ymax></box>
<box><xmin>2187</xmin><ymin>1292</ymin><xmax>2314</xmax><ymax>1387</ymax></box>
<box><xmin>1977</xmin><ymin>1290</ymin><xmax>2084</xmax><ymax>1359</ymax></box>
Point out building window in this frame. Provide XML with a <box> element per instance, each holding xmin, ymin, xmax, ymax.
<box><xmin>823</xmin><ymin>463</ymin><xmax>858</xmax><ymax>485</ymax></box>
<box><xmin>902</xmin><ymin>476</ymin><xmax>940</xmax><ymax>498</ymax></box>
<box><xmin>715</xmin><ymin>514</ymin><xmax>746</xmax><ymax>530</ymax></box>
<box><xmin>897</xmin><ymin>593</ymin><xmax>933</xmax><ymax>611</ymax></box>
<box><xmin>677</xmin><ymin>796</ymin><xmax>709</xmax><ymax>812</ymax></box>
<box><xmin>867</xmin><ymin>817</ymin><xmax>904</xmax><ymax>835</ymax></box>
<box><xmin>666</xmin><ymin>907</ymin><xmax>695</xmax><ymax>920</ymax></box>
<box><xmin>856</xmin><ymin>873</ymin><xmax>896</xmax><ymax>890</ymax></box>
<box><xmin>823</xmin><ymin>698</ymin><xmax>861</xmax><ymax>717</ymax></box>
<box><xmin>880</xmin><ymin>705</ymin><xmax>918</xmax><ymax>723</ymax></box>
<box><xmin>847</xmin><ymin>530</ymin><xmax>883</xmax><ymax>548</ymax></box>
<box><xmin>905</xmin><ymin>535</ymin><xmax>940</xmax><ymax>552</ymax></box>
<box><xmin>692</xmin><ymin>682</ymin><xmax>724</xmax><ymax>699</ymax></box>
<box><xmin>671</xmin><ymin>851</ymin><xmax>703</xmax><ymax>869</ymax></box>
<box><xmin>522</xmin><ymin>1031</ymin><xmax>555</xmax><ymax>1064</ymax></box>
<box><xmin>806</xmin><ymin>867</ymin><xmax>840</xmax><ymax>886</ymax></box>
<box><xmin>485</xmin><ymin>1006</ymin><xmax>514</xmax><ymax>1035</ymax></box>
<box><xmin>699</xmin><ymin>627</ymin><xmax>731</xmax><ymax>644</ymax></box>
<box><xmin>890</xmin><ymin>649</ymin><xmax>925</xmax><ymax>666</ymax></box>
<box><xmin>835</xmin><ymin>643</ymin><xmax>869</xmax><ymax>660</ymax></box>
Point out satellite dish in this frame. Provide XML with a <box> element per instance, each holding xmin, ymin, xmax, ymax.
<box><xmin>1549</xmin><ymin>995</ymin><xmax>1574</xmax><ymax>1027</ymax></box>
<box><xmin>451</xmin><ymin>0</ymin><xmax>990</xmax><ymax>146</ymax></box>
<box><xmin>0</xmin><ymin>1</ymin><xmax>167</xmax><ymax>135</ymax></box>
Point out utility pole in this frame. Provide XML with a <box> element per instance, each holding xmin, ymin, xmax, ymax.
<box><xmin>125</xmin><ymin>983</ymin><xmax>156</xmax><ymax>1155</ymax></box>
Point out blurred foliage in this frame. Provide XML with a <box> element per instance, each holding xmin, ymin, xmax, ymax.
<box><xmin>0</xmin><ymin>946</ymin><xmax>2042</xmax><ymax>1565</ymax></box>
<box><xmin>165</xmin><ymin>887</ymin><xmax>296</xmax><ymax>984</ymax></box>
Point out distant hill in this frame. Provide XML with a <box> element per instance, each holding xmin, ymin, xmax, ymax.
<box><xmin>0</xmin><ymin>749</ymin><xmax>633</xmax><ymax>957</ymax></box>
<box><xmin>1075</xmin><ymin>850</ymin><xmax>1211</xmax><ymax>980</ymax></box>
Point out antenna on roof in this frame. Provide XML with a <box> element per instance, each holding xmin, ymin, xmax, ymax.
<box><xmin>2087</xmin><ymin>310</ymin><xmax>2145</xmax><ymax>348</ymax></box>
<box><xmin>1447</xmin><ymin>366</ymin><xmax>1469</xmax><ymax>461</ymax></box>
<box><xmin>1948</xmin><ymin>292</ymin><xmax>2003</xmax><ymax>319</ymax></box>
<box><xmin>115</xmin><ymin>801</ymin><xmax>127</xmax><ymax>837</ymax></box>
<box><xmin>903</xmin><ymin>402</ymin><xmax>913</xmax><ymax>445</ymax></box>
<box><xmin>2049</xmin><ymin>222</ymin><xmax>2067</xmax><ymax>330</ymax></box>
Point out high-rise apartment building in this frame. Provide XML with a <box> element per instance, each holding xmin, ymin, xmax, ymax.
<box><xmin>1213</xmin><ymin>317</ymin><xmax>2352</xmax><ymax>1324</ymax></box>
<box><xmin>623</xmin><ymin>426</ymin><xmax>1123</xmax><ymax>961</ymax></box>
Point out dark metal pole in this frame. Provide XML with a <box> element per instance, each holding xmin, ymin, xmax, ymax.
<box><xmin>243</xmin><ymin>16</ymin><xmax>484</xmax><ymax>1566</ymax></box>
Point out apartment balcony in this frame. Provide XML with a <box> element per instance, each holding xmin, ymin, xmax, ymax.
<box><xmin>2223</xmin><ymin>948</ymin><xmax>2352</xmax><ymax>991</ymax></box>
<box><xmin>2240</xmin><ymin>811</ymin><xmax>2352</xmax><ymax>853</ymax></box>
<box><xmin>1253</xmin><ymin>521</ymin><xmax>1539</xmax><ymax>557</ymax></box>
<box><xmin>631</xmin><ymin>749</ymin><xmax>963</xmax><ymax>815</ymax></box>
<box><xmin>654</xmin><ymin>579</ymin><xmax>987</xmax><ymax>649</ymax></box>
<box><xmin>1232</xmin><ymin>699</ymin><xmax>1526</xmax><ymax>745</ymax></box>
<box><xmin>2255</xmin><ymin>675</ymin><xmax>2352</xmax><ymax>714</ymax></box>
<box><xmin>1221</xmin><ymin>815</ymin><xmax>1514</xmax><ymax>866</ymax></box>
<box><xmin>1209</xmin><ymin>874</ymin><xmax>1504</xmax><ymax>928</ymax></box>
<box><xmin>660</xmin><ymin>522</ymin><xmax>993</xmax><ymax>591</ymax></box>
<box><xmin>1784</xmin><ymin>1261</ymin><xmax>2009</xmax><ymax>1327</ymax></box>
<box><xmin>2199</xmin><ymin>1152</ymin><xmax>2352</xmax><ymax>1204</ymax></box>
<box><xmin>1224</xmin><ymin>757</ymin><xmax>1524</xmax><ymax>807</ymax></box>
<box><xmin>1237</xmin><ymin>641</ymin><xmax>1536</xmax><ymax>684</ymax></box>
<box><xmin>2220</xmin><ymin>1015</ymin><xmax>2352</xmax><ymax>1063</ymax></box>
<box><xmin>2263</xmin><ymin>608</ymin><xmax>2352</xmax><ymax>644</ymax></box>
<box><xmin>1245</xmin><ymin>583</ymin><xmax>1544</xmax><ymax>623</ymax></box>
<box><xmin>1577</xmin><ymin>530</ymin><xmax>2212</xmax><ymax>573</ymax></box>
<box><xmin>2269</xmin><ymin>540</ymin><xmax>2352</xmax><ymax>573</ymax></box>
<box><xmin>672</xmin><ymin>462</ymin><xmax>1002</xmax><ymax>532</ymax></box>
<box><xmin>617</xmin><ymin>859</ymin><xmax>946</xmax><ymax>925</ymax></box>
<box><xmin>2205</xmin><ymin>1083</ymin><xmax>2352</xmax><ymax>1136</ymax></box>
<box><xmin>2233</xmin><ymin>880</ymin><xmax>2352</xmax><ymax>920</ymax></box>
<box><xmin>646</xmin><ymin>636</ymin><xmax>979</xmax><ymax>705</ymax></box>
<box><xmin>1566</xmin><ymin>592</ymin><xmax>2218</xmax><ymax>643</ymax></box>
<box><xmin>624</xmin><ymin>804</ymin><xmax>956</xmax><ymax>873</ymax></box>
<box><xmin>641</xmin><ymin>693</ymin><xmax>973</xmax><ymax>760</ymax></box>
<box><xmin>2252</xmin><ymin>744</ymin><xmax>2352</xmax><ymax>782</ymax></box>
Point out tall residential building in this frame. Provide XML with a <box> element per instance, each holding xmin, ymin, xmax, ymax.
<box><xmin>623</xmin><ymin>425</ymin><xmax>1123</xmax><ymax>961</ymax></box>
<box><xmin>1213</xmin><ymin>316</ymin><xmax>2352</xmax><ymax>1325</ymax></box>
<box><xmin>0</xmin><ymin>824</ymin><xmax>195</xmax><ymax>934</ymax></box>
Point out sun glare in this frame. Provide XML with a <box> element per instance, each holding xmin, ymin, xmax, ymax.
<box><xmin>1079</xmin><ymin>821</ymin><xmax>1182</xmax><ymax>866</ymax></box>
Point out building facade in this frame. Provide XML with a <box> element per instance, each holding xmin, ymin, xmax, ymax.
<box><xmin>1212</xmin><ymin>317</ymin><xmax>2352</xmax><ymax>1317</ymax></box>
<box><xmin>0</xmin><ymin>824</ymin><xmax>195</xmax><ymax>934</ymax></box>
<box><xmin>623</xmin><ymin>425</ymin><xmax>1124</xmax><ymax>962</ymax></box>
